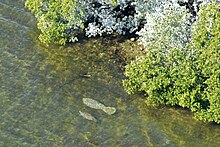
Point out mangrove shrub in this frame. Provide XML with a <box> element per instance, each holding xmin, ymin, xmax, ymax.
<box><xmin>25</xmin><ymin>0</ymin><xmax>220</xmax><ymax>123</ymax></box>
<box><xmin>25</xmin><ymin>0</ymin><xmax>143</xmax><ymax>45</ymax></box>
<box><xmin>123</xmin><ymin>1</ymin><xmax>220</xmax><ymax>124</ymax></box>
<box><xmin>25</xmin><ymin>0</ymin><xmax>86</xmax><ymax>45</ymax></box>
<box><xmin>26</xmin><ymin>0</ymin><xmax>188</xmax><ymax>45</ymax></box>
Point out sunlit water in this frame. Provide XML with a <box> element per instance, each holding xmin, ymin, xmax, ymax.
<box><xmin>0</xmin><ymin>0</ymin><xmax>220</xmax><ymax>146</ymax></box>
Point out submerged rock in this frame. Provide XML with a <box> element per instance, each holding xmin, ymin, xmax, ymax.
<box><xmin>82</xmin><ymin>98</ymin><xmax>116</xmax><ymax>115</ymax></box>
<box><xmin>79</xmin><ymin>111</ymin><xmax>97</xmax><ymax>122</ymax></box>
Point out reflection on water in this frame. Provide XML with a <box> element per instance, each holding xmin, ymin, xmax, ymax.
<box><xmin>0</xmin><ymin>0</ymin><xmax>220</xmax><ymax>146</ymax></box>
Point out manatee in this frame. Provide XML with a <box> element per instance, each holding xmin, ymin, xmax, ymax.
<box><xmin>82</xmin><ymin>98</ymin><xmax>116</xmax><ymax>115</ymax></box>
<box><xmin>83</xmin><ymin>98</ymin><xmax>105</xmax><ymax>110</ymax></box>
<box><xmin>102</xmin><ymin>106</ymin><xmax>117</xmax><ymax>115</ymax></box>
<box><xmin>79</xmin><ymin>111</ymin><xmax>97</xmax><ymax>122</ymax></box>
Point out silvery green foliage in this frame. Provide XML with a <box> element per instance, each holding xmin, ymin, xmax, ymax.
<box><xmin>27</xmin><ymin>0</ymin><xmax>194</xmax><ymax>44</ymax></box>
<box><xmin>84</xmin><ymin>2</ymin><xmax>117</xmax><ymax>37</ymax></box>
<box><xmin>83</xmin><ymin>0</ymin><xmax>193</xmax><ymax>42</ymax></box>
<box><xmin>137</xmin><ymin>0</ymin><xmax>192</xmax><ymax>51</ymax></box>
<box><xmin>132</xmin><ymin>0</ymin><xmax>163</xmax><ymax>19</ymax></box>
<box><xmin>84</xmin><ymin>0</ymin><xmax>162</xmax><ymax>37</ymax></box>
<box><xmin>83</xmin><ymin>0</ymin><xmax>141</xmax><ymax>37</ymax></box>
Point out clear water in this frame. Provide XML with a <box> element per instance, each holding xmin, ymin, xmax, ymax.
<box><xmin>0</xmin><ymin>0</ymin><xmax>219</xmax><ymax>146</ymax></box>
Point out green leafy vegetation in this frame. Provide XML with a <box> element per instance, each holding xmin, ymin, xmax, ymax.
<box><xmin>25</xmin><ymin>0</ymin><xmax>219</xmax><ymax>123</ymax></box>
<box><xmin>123</xmin><ymin>1</ymin><xmax>220</xmax><ymax>124</ymax></box>
<box><xmin>191</xmin><ymin>1</ymin><xmax>220</xmax><ymax>123</ymax></box>
<box><xmin>25</xmin><ymin>0</ymin><xmax>119</xmax><ymax>45</ymax></box>
<box><xmin>25</xmin><ymin>0</ymin><xmax>86</xmax><ymax>45</ymax></box>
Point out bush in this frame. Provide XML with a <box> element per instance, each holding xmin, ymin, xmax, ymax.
<box><xmin>25</xmin><ymin>0</ymin><xmax>141</xmax><ymax>45</ymax></box>
<box><xmin>26</xmin><ymin>0</ymin><xmax>219</xmax><ymax>123</ymax></box>
<box><xmin>191</xmin><ymin>1</ymin><xmax>220</xmax><ymax>123</ymax></box>
<box><xmin>25</xmin><ymin>0</ymin><xmax>86</xmax><ymax>45</ymax></box>
<box><xmin>137</xmin><ymin>0</ymin><xmax>191</xmax><ymax>51</ymax></box>
<box><xmin>25</xmin><ymin>0</ymin><xmax>174</xmax><ymax>45</ymax></box>
<box><xmin>123</xmin><ymin>1</ymin><xmax>220</xmax><ymax>124</ymax></box>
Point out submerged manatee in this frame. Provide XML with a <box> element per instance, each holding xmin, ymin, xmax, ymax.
<box><xmin>83</xmin><ymin>98</ymin><xmax>105</xmax><ymax>109</ymax></box>
<box><xmin>102</xmin><ymin>106</ymin><xmax>117</xmax><ymax>115</ymax></box>
<box><xmin>79</xmin><ymin>111</ymin><xmax>97</xmax><ymax>122</ymax></box>
<box><xmin>82</xmin><ymin>98</ymin><xmax>116</xmax><ymax>115</ymax></box>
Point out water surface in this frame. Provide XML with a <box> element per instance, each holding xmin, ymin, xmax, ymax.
<box><xmin>0</xmin><ymin>0</ymin><xmax>220</xmax><ymax>146</ymax></box>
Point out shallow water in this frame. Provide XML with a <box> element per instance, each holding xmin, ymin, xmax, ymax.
<box><xmin>0</xmin><ymin>0</ymin><xmax>220</xmax><ymax>146</ymax></box>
